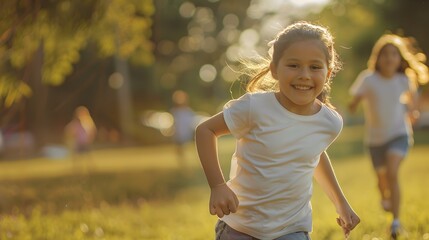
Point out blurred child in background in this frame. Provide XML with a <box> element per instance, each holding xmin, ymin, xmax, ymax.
<box><xmin>349</xmin><ymin>33</ymin><xmax>428</xmax><ymax>238</ymax></box>
<box><xmin>170</xmin><ymin>90</ymin><xmax>196</xmax><ymax>167</ymax></box>
<box><xmin>65</xmin><ymin>106</ymin><xmax>97</xmax><ymax>172</ymax></box>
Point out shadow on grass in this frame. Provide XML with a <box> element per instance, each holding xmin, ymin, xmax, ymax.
<box><xmin>0</xmin><ymin>167</ymin><xmax>208</xmax><ymax>215</ymax></box>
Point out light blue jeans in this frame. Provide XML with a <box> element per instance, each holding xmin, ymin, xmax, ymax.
<box><xmin>215</xmin><ymin>220</ymin><xmax>311</xmax><ymax>240</ymax></box>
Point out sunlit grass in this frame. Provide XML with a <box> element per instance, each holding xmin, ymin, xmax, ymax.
<box><xmin>0</xmin><ymin>127</ymin><xmax>428</xmax><ymax>239</ymax></box>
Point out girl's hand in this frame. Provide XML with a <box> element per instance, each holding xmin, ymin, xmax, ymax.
<box><xmin>348</xmin><ymin>96</ymin><xmax>362</xmax><ymax>114</ymax></box>
<box><xmin>209</xmin><ymin>183</ymin><xmax>239</xmax><ymax>218</ymax></box>
<box><xmin>336</xmin><ymin>204</ymin><xmax>360</xmax><ymax>239</ymax></box>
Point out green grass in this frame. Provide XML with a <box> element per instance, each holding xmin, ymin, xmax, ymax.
<box><xmin>0</xmin><ymin>127</ymin><xmax>428</xmax><ymax>239</ymax></box>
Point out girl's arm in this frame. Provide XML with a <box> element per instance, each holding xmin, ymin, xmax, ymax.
<box><xmin>348</xmin><ymin>95</ymin><xmax>363</xmax><ymax>114</ymax></box>
<box><xmin>195</xmin><ymin>112</ymin><xmax>239</xmax><ymax>218</ymax></box>
<box><xmin>314</xmin><ymin>151</ymin><xmax>360</xmax><ymax>237</ymax></box>
<box><xmin>406</xmin><ymin>83</ymin><xmax>420</xmax><ymax>125</ymax></box>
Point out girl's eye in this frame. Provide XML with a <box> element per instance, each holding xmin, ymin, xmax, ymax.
<box><xmin>287</xmin><ymin>64</ymin><xmax>298</xmax><ymax>68</ymax></box>
<box><xmin>311</xmin><ymin>65</ymin><xmax>322</xmax><ymax>70</ymax></box>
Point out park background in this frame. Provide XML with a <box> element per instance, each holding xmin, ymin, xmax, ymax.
<box><xmin>0</xmin><ymin>0</ymin><xmax>428</xmax><ymax>239</ymax></box>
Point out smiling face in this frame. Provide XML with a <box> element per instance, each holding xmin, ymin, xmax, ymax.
<box><xmin>270</xmin><ymin>39</ymin><xmax>330</xmax><ymax>115</ymax></box>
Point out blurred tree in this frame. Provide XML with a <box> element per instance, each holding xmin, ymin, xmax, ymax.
<box><xmin>0</xmin><ymin>0</ymin><xmax>154</xmax><ymax>148</ymax></box>
<box><xmin>90</xmin><ymin>0</ymin><xmax>154</xmax><ymax>141</ymax></box>
<box><xmin>151</xmin><ymin>0</ymin><xmax>252</xmax><ymax>113</ymax></box>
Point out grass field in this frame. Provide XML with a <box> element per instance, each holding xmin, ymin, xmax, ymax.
<box><xmin>0</xmin><ymin>126</ymin><xmax>428</xmax><ymax>239</ymax></box>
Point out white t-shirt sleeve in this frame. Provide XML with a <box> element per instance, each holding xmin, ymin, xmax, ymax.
<box><xmin>349</xmin><ymin>70</ymin><xmax>371</xmax><ymax>96</ymax></box>
<box><xmin>223</xmin><ymin>93</ymin><xmax>252</xmax><ymax>139</ymax></box>
<box><xmin>321</xmin><ymin>105</ymin><xmax>343</xmax><ymax>151</ymax></box>
<box><xmin>329</xmin><ymin>108</ymin><xmax>344</xmax><ymax>143</ymax></box>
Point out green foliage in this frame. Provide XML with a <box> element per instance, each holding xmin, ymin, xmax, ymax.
<box><xmin>91</xmin><ymin>0</ymin><xmax>154</xmax><ymax>64</ymax></box>
<box><xmin>42</xmin><ymin>25</ymin><xmax>87</xmax><ymax>85</ymax></box>
<box><xmin>0</xmin><ymin>0</ymin><xmax>154</xmax><ymax>106</ymax></box>
<box><xmin>0</xmin><ymin>74</ymin><xmax>32</xmax><ymax>107</ymax></box>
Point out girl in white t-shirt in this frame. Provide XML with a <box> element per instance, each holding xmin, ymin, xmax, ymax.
<box><xmin>349</xmin><ymin>34</ymin><xmax>428</xmax><ymax>238</ymax></box>
<box><xmin>195</xmin><ymin>21</ymin><xmax>360</xmax><ymax>240</ymax></box>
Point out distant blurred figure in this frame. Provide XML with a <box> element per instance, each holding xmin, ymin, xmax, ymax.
<box><xmin>348</xmin><ymin>34</ymin><xmax>428</xmax><ymax>238</ymax></box>
<box><xmin>170</xmin><ymin>90</ymin><xmax>196</xmax><ymax>167</ymax></box>
<box><xmin>65</xmin><ymin>106</ymin><xmax>97</xmax><ymax>173</ymax></box>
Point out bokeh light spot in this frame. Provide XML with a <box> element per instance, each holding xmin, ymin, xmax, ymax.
<box><xmin>179</xmin><ymin>2</ymin><xmax>196</xmax><ymax>18</ymax></box>
<box><xmin>108</xmin><ymin>72</ymin><xmax>124</xmax><ymax>89</ymax></box>
<box><xmin>199</xmin><ymin>64</ymin><xmax>217</xmax><ymax>82</ymax></box>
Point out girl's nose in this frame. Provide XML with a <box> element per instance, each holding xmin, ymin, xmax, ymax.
<box><xmin>299</xmin><ymin>67</ymin><xmax>311</xmax><ymax>80</ymax></box>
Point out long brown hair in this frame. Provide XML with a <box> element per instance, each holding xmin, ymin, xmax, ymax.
<box><xmin>367</xmin><ymin>34</ymin><xmax>428</xmax><ymax>87</ymax></box>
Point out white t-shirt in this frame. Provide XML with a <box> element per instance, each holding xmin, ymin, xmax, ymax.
<box><xmin>221</xmin><ymin>92</ymin><xmax>343</xmax><ymax>239</ymax></box>
<box><xmin>349</xmin><ymin>71</ymin><xmax>412</xmax><ymax>145</ymax></box>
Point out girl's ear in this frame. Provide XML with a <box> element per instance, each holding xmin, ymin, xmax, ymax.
<box><xmin>270</xmin><ymin>62</ymin><xmax>278</xmax><ymax>80</ymax></box>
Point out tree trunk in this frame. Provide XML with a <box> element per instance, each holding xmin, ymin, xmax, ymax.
<box><xmin>114</xmin><ymin>54</ymin><xmax>134</xmax><ymax>143</ymax></box>
<box><xmin>26</xmin><ymin>40</ymin><xmax>48</xmax><ymax>151</ymax></box>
